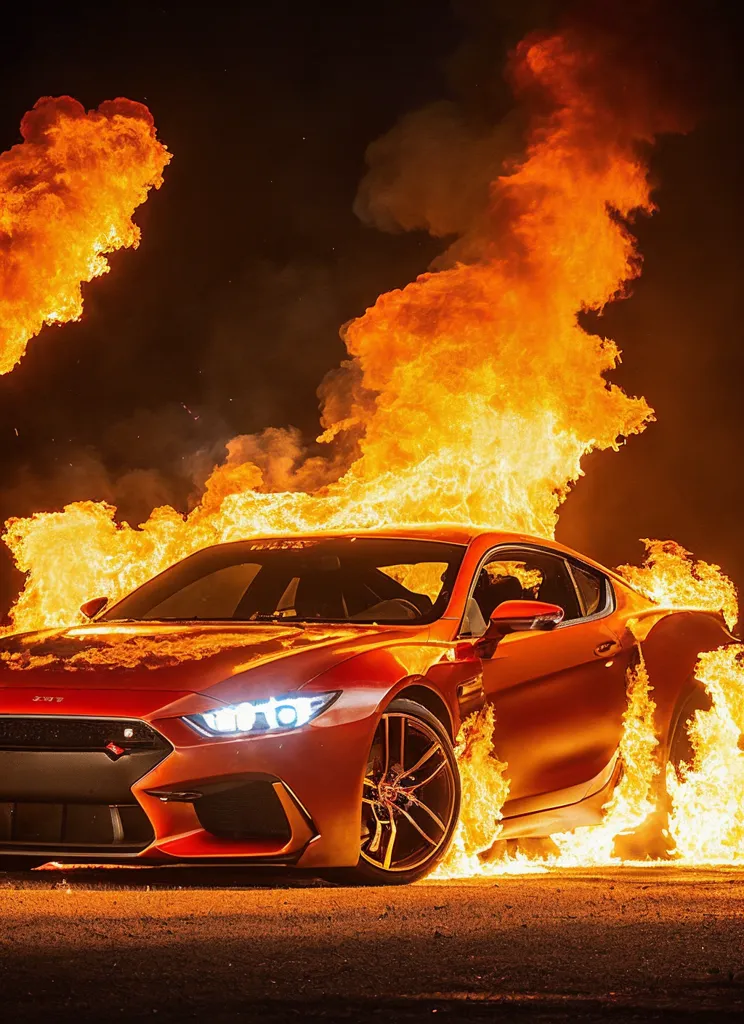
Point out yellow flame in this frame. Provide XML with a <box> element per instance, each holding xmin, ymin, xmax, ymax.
<box><xmin>668</xmin><ymin>645</ymin><xmax>744</xmax><ymax>861</ymax></box>
<box><xmin>434</xmin><ymin>705</ymin><xmax>516</xmax><ymax>878</ymax></box>
<box><xmin>619</xmin><ymin>540</ymin><xmax>739</xmax><ymax>630</ymax></box>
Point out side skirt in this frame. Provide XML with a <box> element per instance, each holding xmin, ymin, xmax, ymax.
<box><xmin>497</xmin><ymin>757</ymin><xmax>623</xmax><ymax>840</ymax></box>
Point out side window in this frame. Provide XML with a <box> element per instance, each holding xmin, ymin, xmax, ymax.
<box><xmin>570</xmin><ymin>562</ymin><xmax>609</xmax><ymax>617</ymax></box>
<box><xmin>462</xmin><ymin>548</ymin><xmax>582</xmax><ymax>636</ymax></box>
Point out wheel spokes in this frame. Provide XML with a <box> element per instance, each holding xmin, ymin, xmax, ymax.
<box><xmin>361</xmin><ymin>711</ymin><xmax>455</xmax><ymax>872</ymax></box>
<box><xmin>367</xmin><ymin>801</ymin><xmax>384</xmax><ymax>855</ymax></box>
<box><xmin>407</xmin><ymin>758</ymin><xmax>447</xmax><ymax>791</ymax></box>
<box><xmin>393</xmin><ymin>803</ymin><xmax>439</xmax><ymax>847</ymax></box>
<box><xmin>382</xmin><ymin>811</ymin><xmax>397</xmax><ymax>870</ymax></box>
<box><xmin>404</xmin><ymin>791</ymin><xmax>446</xmax><ymax>831</ymax></box>
<box><xmin>397</xmin><ymin>740</ymin><xmax>439</xmax><ymax>782</ymax></box>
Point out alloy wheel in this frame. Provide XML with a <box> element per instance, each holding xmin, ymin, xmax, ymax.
<box><xmin>361</xmin><ymin>710</ymin><xmax>457</xmax><ymax>873</ymax></box>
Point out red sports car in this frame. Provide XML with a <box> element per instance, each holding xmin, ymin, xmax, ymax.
<box><xmin>0</xmin><ymin>528</ymin><xmax>731</xmax><ymax>883</ymax></box>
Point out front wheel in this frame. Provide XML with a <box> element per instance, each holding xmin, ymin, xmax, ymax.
<box><xmin>328</xmin><ymin>698</ymin><xmax>461</xmax><ymax>885</ymax></box>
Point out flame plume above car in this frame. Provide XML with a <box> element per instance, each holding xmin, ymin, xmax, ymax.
<box><xmin>0</xmin><ymin>96</ymin><xmax>170</xmax><ymax>375</ymax></box>
<box><xmin>4</xmin><ymin>27</ymin><xmax>677</xmax><ymax>632</ymax></box>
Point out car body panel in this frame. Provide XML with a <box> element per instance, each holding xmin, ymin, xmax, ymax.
<box><xmin>0</xmin><ymin>527</ymin><xmax>734</xmax><ymax>868</ymax></box>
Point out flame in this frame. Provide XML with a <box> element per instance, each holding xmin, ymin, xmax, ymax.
<box><xmin>3</xmin><ymin>34</ymin><xmax>742</xmax><ymax>872</ymax></box>
<box><xmin>0</xmin><ymin>96</ymin><xmax>170</xmax><ymax>374</ymax></box>
<box><xmin>441</xmin><ymin>547</ymin><xmax>744</xmax><ymax>876</ymax></box>
<box><xmin>433</xmin><ymin>705</ymin><xmax>511</xmax><ymax>877</ymax></box>
<box><xmin>3</xmin><ymin>29</ymin><xmax>673</xmax><ymax>632</ymax></box>
<box><xmin>619</xmin><ymin>540</ymin><xmax>739</xmax><ymax>630</ymax></box>
<box><xmin>667</xmin><ymin>645</ymin><xmax>744</xmax><ymax>861</ymax></box>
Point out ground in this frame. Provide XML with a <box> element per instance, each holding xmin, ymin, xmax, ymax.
<box><xmin>0</xmin><ymin>865</ymin><xmax>742</xmax><ymax>1022</ymax></box>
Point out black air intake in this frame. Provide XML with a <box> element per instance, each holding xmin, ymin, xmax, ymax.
<box><xmin>0</xmin><ymin>800</ymin><xmax>153</xmax><ymax>851</ymax></box>
<box><xmin>195</xmin><ymin>780</ymin><xmax>292</xmax><ymax>842</ymax></box>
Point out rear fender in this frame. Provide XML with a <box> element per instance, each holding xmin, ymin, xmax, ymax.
<box><xmin>639</xmin><ymin>609</ymin><xmax>734</xmax><ymax>754</ymax></box>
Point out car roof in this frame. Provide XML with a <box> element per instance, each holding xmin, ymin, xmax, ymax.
<box><xmin>231</xmin><ymin>524</ymin><xmax>611</xmax><ymax>568</ymax></box>
<box><xmin>270</xmin><ymin>525</ymin><xmax>638</xmax><ymax>600</ymax></box>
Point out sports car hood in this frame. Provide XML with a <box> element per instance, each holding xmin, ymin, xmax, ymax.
<box><xmin>0</xmin><ymin>620</ymin><xmax>409</xmax><ymax>701</ymax></box>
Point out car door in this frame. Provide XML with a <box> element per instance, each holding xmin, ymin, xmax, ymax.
<box><xmin>466</xmin><ymin>546</ymin><xmax>632</xmax><ymax>814</ymax></box>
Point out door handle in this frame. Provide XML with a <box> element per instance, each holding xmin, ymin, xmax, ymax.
<box><xmin>594</xmin><ymin>640</ymin><xmax>619</xmax><ymax>657</ymax></box>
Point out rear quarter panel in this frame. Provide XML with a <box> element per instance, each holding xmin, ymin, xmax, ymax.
<box><xmin>623</xmin><ymin>605</ymin><xmax>735</xmax><ymax>754</ymax></box>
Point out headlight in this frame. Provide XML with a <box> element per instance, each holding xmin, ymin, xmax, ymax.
<box><xmin>186</xmin><ymin>692</ymin><xmax>339</xmax><ymax>737</ymax></box>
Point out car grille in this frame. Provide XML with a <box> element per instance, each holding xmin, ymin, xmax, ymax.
<box><xmin>0</xmin><ymin>716</ymin><xmax>170</xmax><ymax>854</ymax></box>
<box><xmin>0</xmin><ymin>716</ymin><xmax>168</xmax><ymax>753</ymax></box>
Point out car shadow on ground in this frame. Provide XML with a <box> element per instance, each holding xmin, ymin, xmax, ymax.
<box><xmin>3</xmin><ymin>993</ymin><xmax>744</xmax><ymax>1024</ymax></box>
<box><xmin>0</xmin><ymin>865</ymin><xmax>331</xmax><ymax>889</ymax></box>
<box><xmin>3</xmin><ymin>862</ymin><xmax>742</xmax><ymax>890</ymax></box>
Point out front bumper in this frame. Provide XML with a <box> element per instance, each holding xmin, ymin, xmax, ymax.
<box><xmin>0</xmin><ymin>696</ymin><xmax>375</xmax><ymax>869</ymax></box>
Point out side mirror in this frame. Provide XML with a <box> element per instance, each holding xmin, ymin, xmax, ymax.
<box><xmin>80</xmin><ymin>596</ymin><xmax>109</xmax><ymax>620</ymax></box>
<box><xmin>475</xmin><ymin>600</ymin><xmax>564</xmax><ymax>658</ymax></box>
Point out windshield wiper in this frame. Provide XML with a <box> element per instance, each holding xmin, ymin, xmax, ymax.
<box><xmin>102</xmin><ymin>615</ymin><xmax>306</xmax><ymax>628</ymax></box>
<box><xmin>140</xmin><ymin>617</ymin><xmax>239</xmax><ymax>623</ymax></box>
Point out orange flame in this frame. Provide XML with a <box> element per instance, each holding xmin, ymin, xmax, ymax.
<box><xmin>0</xmin><ymin>96</ymin><xmax>170</xmax><ymax>374</ymax></box>
<box><xmin>1</xmin><ymin>31</ymin><xmax>741</xmax><ymax>873</ymax></box>
<box><xmin>619</xmin><ymin>540</ymin><xmax>739</xmax><ymax>630</ymax></box>
<box><xmin>667</xmin><ymin>645</ymin><xmax>744</xmax><ymax>861</ymax></box>
<box><xmin>3</xmin><ymin>30</ymin><xmax>674</xmax><ymax>631</ymax></box>
<box><xmin>433</xmin><ymin>705</ymin><xmax>511</xmax><ymax>877</ymax></box>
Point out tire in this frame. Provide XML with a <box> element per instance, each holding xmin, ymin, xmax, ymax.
<box><xmin>325</xmin><ymin>698</ymin><xmax>461</xmax><ymax>886</ymax></box>
<box><xmin>667</xmin><ymin>687</ymin><xmax>711</xmax><ymax>778</ymax></box>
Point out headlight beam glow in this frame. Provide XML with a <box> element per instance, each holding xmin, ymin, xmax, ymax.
<box><xmin>187</xmin><ymin>692</ymin><xmax>339</xmax><ymax>737</ymax></box>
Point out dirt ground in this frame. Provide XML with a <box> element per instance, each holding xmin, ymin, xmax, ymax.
<box><xmin>0</xmin><ymin>864</ymin><xmax>742</xmax><ymax>1022</ymax></box>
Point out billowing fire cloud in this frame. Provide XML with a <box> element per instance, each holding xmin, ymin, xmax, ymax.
<box><xmin>0</xmin><ymin>96</ymin><xmax>170</xmax><ymax>375</ymax></box>
<box><xmin>4</xmin><ymin>28</ymin><xmax>676</xmax><ymax>631</ymax></box>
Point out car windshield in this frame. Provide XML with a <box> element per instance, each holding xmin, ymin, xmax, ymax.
<box><xmin>103</xmin><ymin>537</ymin><xmax>466</xmax><ymax>625</ymax></box>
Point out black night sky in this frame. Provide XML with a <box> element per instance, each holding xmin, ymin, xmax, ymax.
<box><xmin>1</xmin><ymin>0</ymin><xmax>744</xmax><ymax>619</ymax></box>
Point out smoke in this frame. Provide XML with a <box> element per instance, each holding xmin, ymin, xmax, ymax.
<box><xmin>354</xmin><ymin>100</ymin><xmax>523</xmax><ymax>267</ymax></box>
<box><xmin>0</xmin><ymin>404</ymin><xmax>233</xmax><ymax>528</ymax></box>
